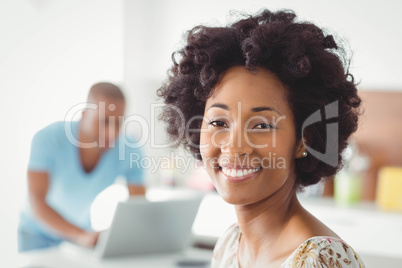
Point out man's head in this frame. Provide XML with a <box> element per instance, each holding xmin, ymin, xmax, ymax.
<box><xmin>81</xmin><ymin>82</ymin><xmax>125</xmax><ymax>150</ymax></box>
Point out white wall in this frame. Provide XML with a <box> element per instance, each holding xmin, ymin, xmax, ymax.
<box><xmin>0</xmin><ymin>0</ymin><xmax>124</xmax><ymax>262</ymax></box>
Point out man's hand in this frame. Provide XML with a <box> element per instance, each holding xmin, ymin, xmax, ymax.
<box><xmin>75</xmin><ymin>231</ymin><xmax>100</xmax><ymax>248</ymax></box>
<box><xmin>128</xmin><ymin>185</ymin><xmax>146</xmax><ymax>196</ymax></box>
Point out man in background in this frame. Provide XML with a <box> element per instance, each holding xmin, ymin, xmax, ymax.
<box><xmin>18</xmin><ymin>82</ymin><xmax>145</xmax><ymax>251</ymax></box>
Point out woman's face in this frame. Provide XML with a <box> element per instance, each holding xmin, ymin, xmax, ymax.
<box><xmin>199</xmin><ymin>66</ymin><xmax>304</xmax><ymax>205</ymax></box>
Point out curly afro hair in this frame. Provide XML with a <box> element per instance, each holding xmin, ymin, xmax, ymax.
<box><xmin>157</xmin><ymin>9</ymin><xmax>361</xmax><ymax>188</ymax></box>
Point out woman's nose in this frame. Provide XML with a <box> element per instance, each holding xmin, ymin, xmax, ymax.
<box><xmin>220</xmin><ymin>125</ymin><xmax>253</xmax><ymax>157</ymax></box>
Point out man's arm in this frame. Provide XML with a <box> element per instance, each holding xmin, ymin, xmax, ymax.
<box><xmin>127</xmin><ymin>184</ymin><xmax>146</xmax><ymax>196</ymax></box>
<box><xmin>27</xmin><ymin>170</ymin><xmax>99</xmax><ymax>247</ymax></box>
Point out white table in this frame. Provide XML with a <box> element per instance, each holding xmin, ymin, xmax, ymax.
<box><xmin>14</xmin><ymin>193</ymin><xmax>402</xmax><ymax>268</ymax></box>
<box><xmin>16</xmin><ymin>245</ymin><xmax>213</xmax><ymax>268</ymax></box>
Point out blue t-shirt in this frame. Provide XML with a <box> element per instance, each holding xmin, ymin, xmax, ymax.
<box><xmin>20</xmin><ymin>121</ymin><xmax>144</xmax><ymax>238</ymax></box>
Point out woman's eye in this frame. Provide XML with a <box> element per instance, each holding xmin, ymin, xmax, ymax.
<box><xmin>253</xmin><ymin>123</ymin><xmax>275</xmax><ymax>129</ymax></box>
<box><xmin>209</xmin><ymin>121</ymin><xmax>228</xmax><ymax>128</ymax></box>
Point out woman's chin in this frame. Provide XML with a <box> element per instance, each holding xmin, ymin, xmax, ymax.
<box><xmin>216</xmin><ymin>189</ymin><xmax>255</xmax><ymax>206</ymax></box>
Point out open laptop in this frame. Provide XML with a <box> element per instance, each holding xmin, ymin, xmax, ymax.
<box><xmin>93</xmin><ymin>190</ymin><xmax>204</xmax><ymax>259</ymax></box>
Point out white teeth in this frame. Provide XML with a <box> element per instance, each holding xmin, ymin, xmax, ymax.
<box><xmin>221</xmin><ymin>167</ymin><xmax>260</xmax><ymax>178</ymax></box>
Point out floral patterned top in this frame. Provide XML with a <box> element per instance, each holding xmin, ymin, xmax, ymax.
<box><xmin>212</xmin><ymin>224</ymin><xmax>365</xmax><ymax>268</ymax></box>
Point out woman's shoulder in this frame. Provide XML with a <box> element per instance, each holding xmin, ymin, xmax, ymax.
<box><xmin>282</xmin><ymin>236</ymin><xmax>365</xmax><ymax>268</ymax></box>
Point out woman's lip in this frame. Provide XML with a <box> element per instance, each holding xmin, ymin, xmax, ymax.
<box><xmin>219</xmin><ymin>164</ymin><xmax>260</xmax><ymax>169</ymax></box>
<box><xmin>218</xmin><ymin>168</ymin><xmax>261</xmax><ymax>183</ymax></box>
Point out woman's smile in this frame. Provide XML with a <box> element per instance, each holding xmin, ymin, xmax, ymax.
<box><xmin>219</xmin><ymin>165</ymin><xmax>262</xmax><ymax>183</ymax></box>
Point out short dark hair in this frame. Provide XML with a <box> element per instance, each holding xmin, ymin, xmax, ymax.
<box><xmin>88</xmin><ymin>82</ymin><xmax>125</xmax><ymax>102</ymax></box>
<box><xmin>158</xmin><ymin>9</ymin><xmax>361</xmax><ymax>188</ymax></box>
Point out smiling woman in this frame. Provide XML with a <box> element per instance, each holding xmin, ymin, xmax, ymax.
<box><xmin>158</xmin><ymin>8</ymin><xmax>364</xmax><ymax>268</ymax></box>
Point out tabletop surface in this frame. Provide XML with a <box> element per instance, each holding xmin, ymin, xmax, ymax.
<box><xmin>16</xmin><ymin>244</ymin><xmax>213</xmax><ymax>268</ymax></box>
<box><xmin>14</xmin><ymin>192</ymin><xmax>402</xmax><ymax>268</ymax></box>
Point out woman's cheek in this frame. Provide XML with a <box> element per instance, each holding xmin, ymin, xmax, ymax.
<box><xmin>199</xmin><ymin>130</ymin><xmax>209</xmax><ymax>150</ymax></box>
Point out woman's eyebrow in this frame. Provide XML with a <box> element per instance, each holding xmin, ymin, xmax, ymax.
<box><xmin>207</xmin><ymin>103</ymin><xmax>229</xmax><ymax>111</ymax></box>
<box><xmin>251</xmin><ymin>106</ymin><xmax>282</xmax><ymax>115</ymax></box>
<box><xmin>207</xmin><ymin>103</ymin><xmax>282</xmax><ymax>115</ymax></box>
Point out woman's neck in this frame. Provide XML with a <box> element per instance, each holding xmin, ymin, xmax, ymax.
<box><xmin>235</xmin><ymin>182</ymin><xmax>306</xmax><ymax>267</ymax></box>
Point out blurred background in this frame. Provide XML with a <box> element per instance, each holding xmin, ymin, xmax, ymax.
<box><xmin>1</xmin><ymin>0</ymin><xmax>402</xmax><ymax>265</ymax></box>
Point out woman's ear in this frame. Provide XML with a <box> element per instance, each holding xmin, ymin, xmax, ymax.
<box><xmin>295</xmin><ymin>138</ymin><xmax>308</xmax><ymax>159</ymax></box>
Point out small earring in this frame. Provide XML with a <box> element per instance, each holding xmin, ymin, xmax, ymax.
<box><xmin>302</xmin><ymin>151</ymin><xmax>308</xmax><ymax>157</ymax></box>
